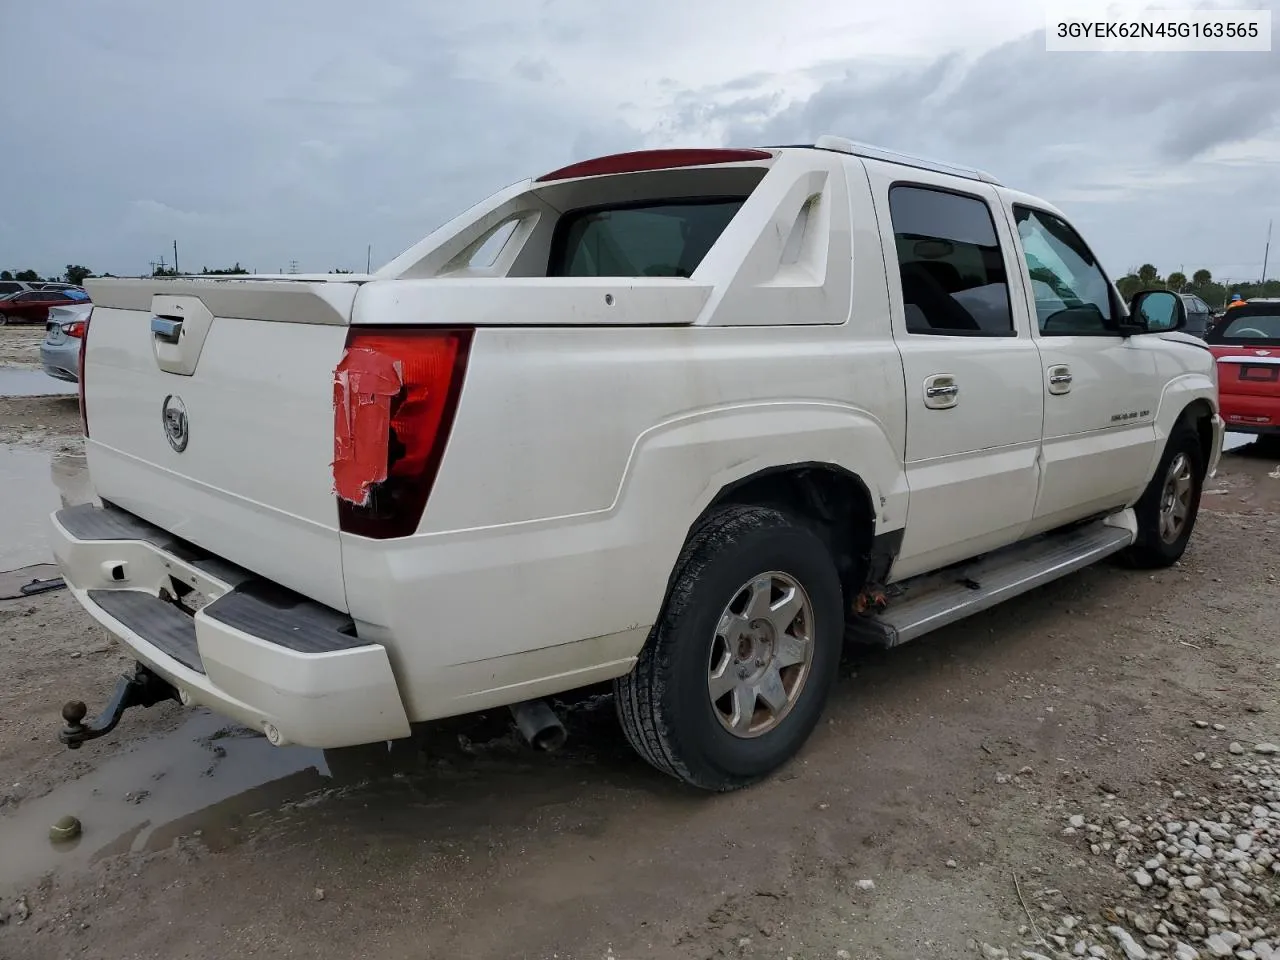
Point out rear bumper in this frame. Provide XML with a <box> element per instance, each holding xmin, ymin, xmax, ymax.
<box><xmin>40</xmin><ymin>339</ymin><xmax>80</xmax><ymax>382</ymax></box>
<box><xmin>50</xmin><ymin>503</ymin><xmax>411</xmax><ymax>748</ymax></box>
<box><xmin>1221</xmin><ymin>393</ymin><xmax>1280</xmax><ymax>435</ymax></box>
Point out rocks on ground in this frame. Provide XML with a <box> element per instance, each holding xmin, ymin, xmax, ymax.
<box><xmin>980</xmin><ymin>730</ymin><xmax>1280</xmax><ymax>960</ymax></box>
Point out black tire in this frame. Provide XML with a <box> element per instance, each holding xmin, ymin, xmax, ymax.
<box><xmin>1123</xmin><ymin>421</ymin><xmax>1204</xmax><ymax>568</ymax></box>
<box><xmin>614</xmin><ymin>505</ymin><xmax>844</xmax><ymax>791</ymax></box>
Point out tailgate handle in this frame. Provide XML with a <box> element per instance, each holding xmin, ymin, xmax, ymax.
<box><xmin>151</xmin><ymin>316</ymin><xmax>183</xmax><ymax>344</ymax></box>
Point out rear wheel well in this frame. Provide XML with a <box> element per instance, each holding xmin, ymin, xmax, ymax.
<box><xmin>703</xmin><ymin>464</ymin><xmax>878</xmax><ymax>607</ymax></box>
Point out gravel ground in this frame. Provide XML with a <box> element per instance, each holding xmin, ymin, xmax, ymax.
<box><xmin>1</xmin><ymin>388</ymin><xmax>1278</xmax><ymax>960</ymax></box>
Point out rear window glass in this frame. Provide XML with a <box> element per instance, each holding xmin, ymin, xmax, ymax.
<box><xmin>549</xmin><ymin>199</ymin><xmax>745</xmax><ymax>278</ymax></box>
<box><xmin>1207</xmin><ymin>308</ymin><xmax>1280</xmax><ymax>344</ymax></box>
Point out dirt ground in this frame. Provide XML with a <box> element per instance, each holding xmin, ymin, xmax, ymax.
<box><xmin>2</xmin><ymin>356</ymin><xmax>1279</xmax><ymax>959</ymax></box>
<box><xmin>0</xmin><ymin>326</ymin><xmax>43</xmax><ymax>369</ymax></box>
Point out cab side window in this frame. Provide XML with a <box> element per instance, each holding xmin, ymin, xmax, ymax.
<box><xmin>888</xmin><ymin>185</ymin><xmax>1014</xmax><ymax>337</ymax></box>
<box><xmin>1013</xmin><ymin>206</ymin><xmax>1117</xmax><ymax>336</ymax></box>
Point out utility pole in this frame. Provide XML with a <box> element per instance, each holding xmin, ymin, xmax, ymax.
<box><xmin>1263</xmin><ymin>220</ymin><xmax>1272</xmax><ymax>284</ymax></box>
<box><xmin>173</xmin><ymin>240</ymin><xmax>180</xmax><ymax>275</ymax></box>
<box><xmin>288</xmin><ymin>259</ymin><xmax>299</xmax><ymax>275</ymax></box>
<box><xmin>366</xmin><ymin>244</ymin><xmax>372</xmax><ymax>274</ymax></box>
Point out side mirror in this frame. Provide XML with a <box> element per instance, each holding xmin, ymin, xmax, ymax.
<box><xmin>1127</xmin><ymin>289</ymin><xmax>1185</xmax><ymax>334</ymax></box>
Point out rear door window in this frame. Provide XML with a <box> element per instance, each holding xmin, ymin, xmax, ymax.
<box><xmin>549</xmin><ymin>199</ymin><xmax>745</xmax><ymax>278</ymax></box>
<box><xmin>887</xmin><ymin>185</ymin><xmax>1015</xmax><ymax>336</ymax></box>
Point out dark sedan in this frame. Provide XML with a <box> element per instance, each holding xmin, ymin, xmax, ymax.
<box><xmin>0</xmin><ymin>288</ymin><xmax>90</xmax><ymax>325</ymax></box>
<box><xmin>1178</xmin><ymin>294</ymin><xmax>1214</xmax><ymax>338</ymax></box>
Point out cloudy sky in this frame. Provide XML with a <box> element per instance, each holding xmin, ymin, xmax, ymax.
<box><xmin>2</xmin><ymin>0</ymin><xmax>1276</xmax><ymax>283</ymax></box>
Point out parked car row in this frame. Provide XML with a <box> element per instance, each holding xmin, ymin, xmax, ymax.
<box><xmin>0</xmin><ymin>286</ymin><xmax>91</xmax><ymax>325</ymax></box>
<box><xmin>0</xmin><ymin>279</ymin><xmax>85</xmax><ymax>297</ymax></box>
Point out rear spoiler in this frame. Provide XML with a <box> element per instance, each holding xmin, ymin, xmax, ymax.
<box><xmin>83</xmin><ymin>277</ymin><xmax>358</xmax><ymax>326</ymax></box>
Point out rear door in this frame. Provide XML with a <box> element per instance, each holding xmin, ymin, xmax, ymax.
<box><xmin>1001</xmin><ymin>201</ymin><xmax>1163</xmax><ymax>530</ymax></box>
<box><xmin>864</xmin><ymin>163</ymin><xmax>1044</xmax><ymax>579</ymax></box>
<box><xmin>82</xmin><ymin>278</ymin><xmax>359</xmax><ymax>610</ymax></box>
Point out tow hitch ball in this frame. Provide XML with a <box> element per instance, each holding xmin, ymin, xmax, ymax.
<box><xmin>59</xmin><ymin>664</ymin><xmax>180</xmax><ymax>749</ymax></box>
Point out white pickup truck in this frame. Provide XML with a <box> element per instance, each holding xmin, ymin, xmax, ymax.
<box><xmin>52</xmin><ymin>136</ymin><xmax>1222</xmax><ymax>791</ymax></box>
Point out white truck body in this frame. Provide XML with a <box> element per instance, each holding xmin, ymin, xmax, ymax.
<box><xmin>52</xmin><ymin>140</ymin><xmax>1223</xmax><ymax>788</ymax></box>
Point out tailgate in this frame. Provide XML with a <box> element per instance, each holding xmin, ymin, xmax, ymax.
<box><xmin>80</xmin><ymin>277</ymin><xmax>358</xmax><ymax>611</ymax></box>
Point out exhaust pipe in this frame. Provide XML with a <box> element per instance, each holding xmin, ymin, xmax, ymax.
<box><xmin>509</xmin><ymin>699</ymin><xmax>567</xmax><ymax>752</ymax></box>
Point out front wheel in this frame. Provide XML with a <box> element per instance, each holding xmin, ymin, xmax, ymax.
<box><xmin>615</xmin><ymin>505</ymin><xmax>844</xmax><ymax>791</ymax></box>
<box><xmin>1123</xmin><ymin>422</ymin><xmax>1204</xmax><ymax>568</ymax></box>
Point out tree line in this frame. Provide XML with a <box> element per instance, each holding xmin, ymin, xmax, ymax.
<box><xmin>3</xmin><ymin>264</ymin><xmax>357</xmax><ymax>283</ymax></box>
<box><xmin>1115</xmin><ymin>266</ymin><xmax>1279</xmax><ymax>308</ymax></box>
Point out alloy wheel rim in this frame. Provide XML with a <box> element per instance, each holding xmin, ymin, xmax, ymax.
<box><xmin>1158</xmin><ymin>452</ymin><xmax>1193</xmax><ymax>544</ymax></box>
<box><xmin>707</xmin><ymin>571</ymin><xmax>815</xmax><ymax>739</ymax></box>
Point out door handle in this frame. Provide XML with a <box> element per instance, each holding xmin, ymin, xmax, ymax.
<box><xmin>923</xmin><ymin>374</ymin><xmax>959</xmax><ymax>409</ymax></box>
<box><xmin>151</xmin><ymin>316</ymin><xmax>183</xmax><ymax>344</ymax></box>
<box><xmin>1047</xmin><ymin>365</ymin><xmax>1072</xmax><ymax>395</ymax></box>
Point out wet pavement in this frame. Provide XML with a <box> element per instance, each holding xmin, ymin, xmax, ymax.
<box><xmin>0</xmin><ymin>711</ymin><xmax>332</xmax><ymax>893</ymax></box>
<box><xmin>0</xmin><ymin>366</ymin><xmax>77</xmax><ymax>397</ymax></box>
<box><xmin>0</xmin><ymin>448</ymin><xmax>94</xmax><ymax>572</ymax></box>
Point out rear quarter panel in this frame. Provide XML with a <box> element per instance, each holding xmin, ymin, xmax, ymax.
<box><xmin>342</xmin><ymin>324</ymin><xmax>908</xmax><ymax>721</ymax></box>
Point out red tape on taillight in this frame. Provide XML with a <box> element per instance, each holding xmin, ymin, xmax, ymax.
<box><xmin>78</xmin><ymin>309</ymin><xmax>92</xmax><ymax>437</ymax></box>
<box><xmin>333</xmin><ymin>327</ymin><xmax>472</xmax><ymax>539</ymax></box>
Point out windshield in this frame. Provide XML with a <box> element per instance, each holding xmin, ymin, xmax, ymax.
<box><xmin>1207</xmin><ymin>307</ymin><xmax>1280</xmax><ymax>345</ymax></box>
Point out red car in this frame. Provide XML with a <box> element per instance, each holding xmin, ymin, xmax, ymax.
<box><xmin>1207</xmin><ymin>299</ymin><xmax>1280</xmax><ymax>437</ymax></box>
<box><xmin>0</xmin><ymin>288</ymin><xmax>90</xmax><ymax>325</ymax></box>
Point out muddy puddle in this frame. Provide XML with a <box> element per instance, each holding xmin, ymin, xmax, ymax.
<box><xmin>0</xmin><ymin>447</ymin><xmax>94</xmax><ymax>572</ymax></box>
<box><xmin>0</xmin><ymin>366</ymin><xmax>77</xmax><ymax>398</ymax></box>
<box><xmin>0</xmin><ymin>711</ymin><xmax>337</xmax><ymax>893</ymax></box>
<box><xmin>0</xmin><ymin>700</ymin><xmax>622</xmax><ymax>896</ymax></box>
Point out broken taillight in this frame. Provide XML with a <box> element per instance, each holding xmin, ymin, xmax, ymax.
<box><xmin>78</xmin><ymin>309</ymin><xmax>92</xmax><ymax>437</ymax></box>
<box><xmin>333</xmin><ymin>327</ymin><xmax>472</xmax><ymax>539</ymax></box>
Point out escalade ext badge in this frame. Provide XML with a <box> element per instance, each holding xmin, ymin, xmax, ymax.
<box><xmin>161</xmin><ymin>394</ymin><xmax>189</xmax><ymax>452</ymax></box>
